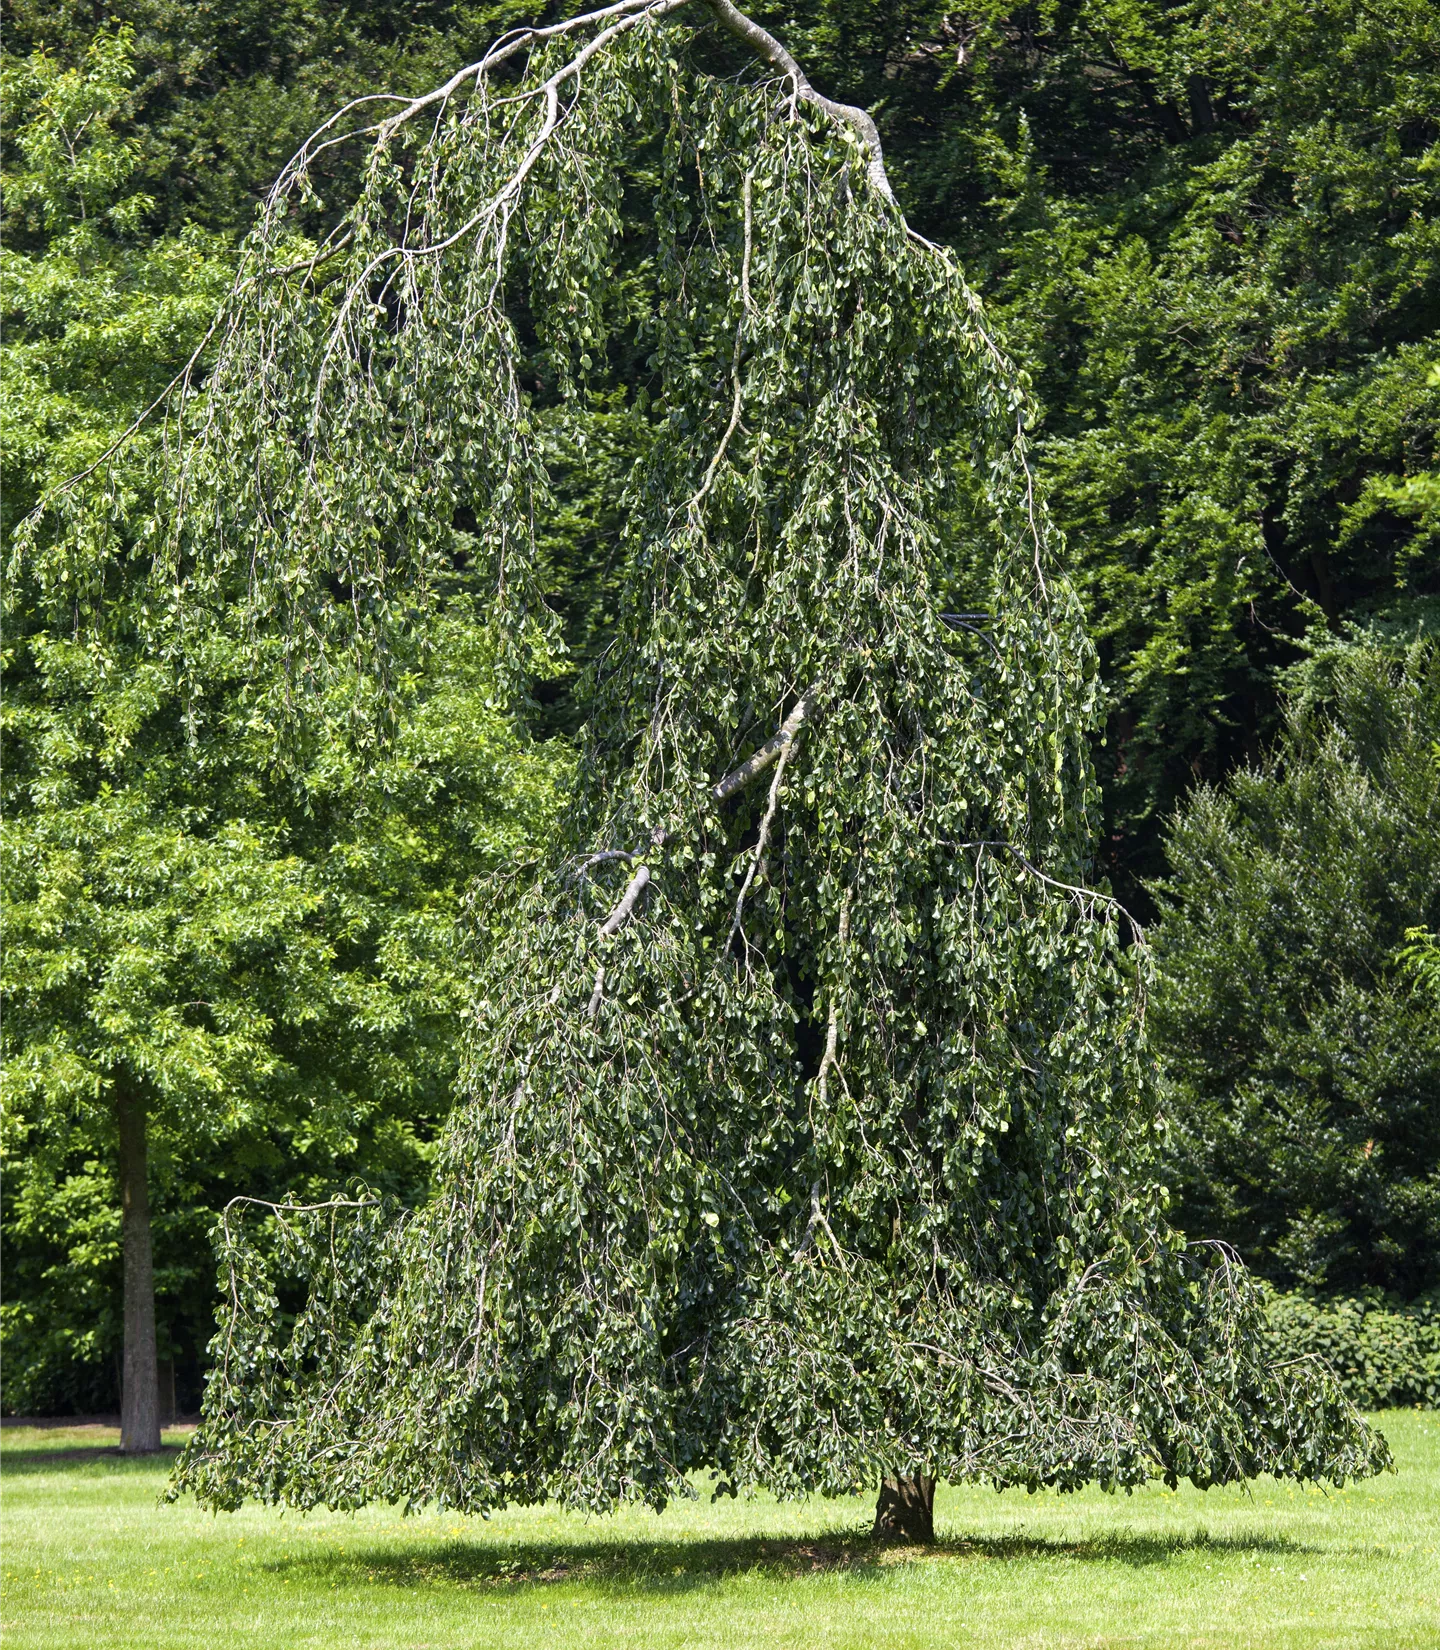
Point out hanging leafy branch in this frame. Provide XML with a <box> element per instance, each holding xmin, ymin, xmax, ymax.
<box><xmin>16</xmin><ymin>0</ymin><xmax>1385</xmax><ymax>1519</ymax></box>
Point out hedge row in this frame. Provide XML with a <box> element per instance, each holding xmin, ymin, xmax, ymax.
<box><xmin>1263</xmin><ymin>1288</ymin><xmax>1440</xmax><ymax>1410</ymax></box>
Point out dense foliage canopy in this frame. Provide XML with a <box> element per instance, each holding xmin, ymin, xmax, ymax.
<box><xmin>778</xmin><ymin>0</ymin><xmax>1440</xmax><ymax>900</ymax></box>
<box><xmin>10</xmin><ymin>0</ymin><xmax>1436</xmax><ymax>834</ymax></box>
<box><xmin>27</xmin><ymin>0</ymin><xmax>1368</xmax><ymax>1513</ymax></box>
<box><xmin>2</xmin><ymin>0</ymin><xmax>1434</xmax><ymax>1439</ymax></box>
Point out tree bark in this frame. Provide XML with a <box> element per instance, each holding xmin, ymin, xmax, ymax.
<box><xmin>873</xmin><ymin>1473</ymin><xmax>935</xmax><ymax>1543</ymax></box>
<box><xmin>117</xmin><ymin>1090</ymin><xmax>162</xmax><ymax>1454</ymax></box>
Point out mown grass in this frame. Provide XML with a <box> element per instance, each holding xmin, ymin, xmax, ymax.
<box><xmin>2</xmin><ymin>1411</ymin><xmax>1436</xmax><ymax>1648</ymax></box>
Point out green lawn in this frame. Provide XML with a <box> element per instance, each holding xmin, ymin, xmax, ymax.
<box><xmin>2</xmin><ymin>1412</ymin><xmax>1436</xmax><ymax>1648</ymax></box>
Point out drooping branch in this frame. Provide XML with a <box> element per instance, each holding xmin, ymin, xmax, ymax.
<box><xmin>17</xmin><ymin>0</ymin><xmax>963</xmax><ymax>745</ymax></box>
<box><xmin>261</xmin><ymin>0</ymin><xmax>899</xmax><ymax>222</ymax></box>
<box><xmin>700</xmin><ymin>0</ymin><xmax>895</xmax><ymax>203</ymax></box>
<box><xmin>711</xmin><ymin>692</ymin><xmax>813</xmax><ymax>803</ymax></box>
<box><xmin>952</xmin><ymin>840</ymin><xmax>1146</xmax><ymax>950</ymax></box>
<box><xmin>279</xmin><ymin>0</ymin><xmax>681</xmax><ymax>181</ymax></box>
<box><xmin>727</xmin><ymin>732</ymin><xmax>792</xmax><ymax>951</ymax></box>
<box><xmin>274</xmin><ymin>0</ymin><xmax>899</xmax><ymax>350</ymax></box>
<box><xmin>336</xmin><ymin>0</ymin><xmax>898</xmax><ymax>206</ymax></box>
<box><xmin>797</xmin><ymin>895</ymin><xmax>848</xmax><ymax>1257</ymax></box>
<box><xmin>592</xmin><ymin>690</ymin><xmax>814</xmax><ymax>942</ymax></box>
<box><xmin>599</xmin><ymin>863</ymin><xmax>652</xmax><ymax>936</ymax></box>
<box><xmin>288</xmin><ymin>0</ymin><xmax>900</xmax><ymax>345</ymax></box>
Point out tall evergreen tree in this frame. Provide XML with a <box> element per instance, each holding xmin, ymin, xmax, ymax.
<box><xmin>1153</xmin><ymin>636</ymin><xmax>1440</xmax><ymax>1298</ymax></box>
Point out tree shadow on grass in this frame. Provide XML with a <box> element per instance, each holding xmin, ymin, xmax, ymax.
<box><xmin>0</xmin><ymin>1444</ymin><xmax>185</xmax><ymax>1471</ymax></box>
<box><xmin>270</xmin><ymin>1525</ymin><xmax>1318</xmax><ymax>1599</ymax></box>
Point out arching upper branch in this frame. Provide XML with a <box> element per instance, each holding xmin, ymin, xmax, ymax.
<box><xmin>278</xmin><ymin>0</ymin><xmax>896</xmax><ymax>233</ymax></box>
<box><xmin>700</xmin><ymin>0</ymin><xmax>895</xmax><ymax>203</ymax></box>
<box><xmin>41</xmin><ymin>1</ymin><xmax>904</xmax><ymax>508</ymax></box>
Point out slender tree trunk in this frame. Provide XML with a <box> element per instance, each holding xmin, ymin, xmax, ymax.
<box><xmin>873</xmin><ymin>1473</ymin><xmax>935</xmax><ymax>1543</ymax></box>
<box><xmin>117</xmin><ymin>1090</ymin><xmax>161</xmax><ymax>1454</ymax></box>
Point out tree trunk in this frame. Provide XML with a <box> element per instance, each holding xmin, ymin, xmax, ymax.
<box><xmin>117</xmin><ymin>1090</ymin><xmax>161</xmax><ymax>1454</ymax></box>
<box><xmin>873</xmin><ymin>1473</ymin><xmax>935</xmax><ymax>1543</ymax></box>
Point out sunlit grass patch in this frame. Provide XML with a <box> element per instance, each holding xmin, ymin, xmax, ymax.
<box><xmin>2</xmin><ymin>1411</ymin><xmax>1436</xmax><ymax>1648</ymax></box>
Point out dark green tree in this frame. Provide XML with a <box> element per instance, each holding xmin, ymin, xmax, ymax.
<box><xmin>746</xmin><ymin>0</ymin><xmax>1440</xmax><ymax>902</ymax></box>
<box><xmin>979</xmin><ymin>0</ymin><xmax>1440</xmax><ymax>899</ymax></box>
<box><xmin>1152</xmin><ymin>635</ymin><xmax>1440</xmax><ymax>1298</ymax></box>
<box><xmin>31</xmin><ymin>1</ymin><xmax>1377</xmax><ymax>1532</ymax></box>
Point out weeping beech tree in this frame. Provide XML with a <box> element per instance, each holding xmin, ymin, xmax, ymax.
<box><xmin>33</xmin><ymin>0</ymin><xmax>1388</xmax><ymax>1536</ymax></box>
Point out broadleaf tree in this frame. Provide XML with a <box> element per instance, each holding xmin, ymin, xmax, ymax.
<box><xmin>24</xmin><ymin>0</ymin><xmax>1390</xmax><ymax>1535</ymax></box>
<box><xmin>1</xmin><ymin>27</ymin><xmax>569</xmax><ymax>1449</ymax></box>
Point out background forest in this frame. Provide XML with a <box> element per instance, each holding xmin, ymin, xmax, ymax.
<box><xmin>3</xmin><ymin>0</ymin><xmax>1438</xmax><ymax>1418</ymax></box>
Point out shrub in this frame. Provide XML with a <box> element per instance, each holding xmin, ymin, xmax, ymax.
<box><xmin>1264</xmin><ymin>1287</ymin><xmax>1440</xmax><ymax>1410</ymax></box>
